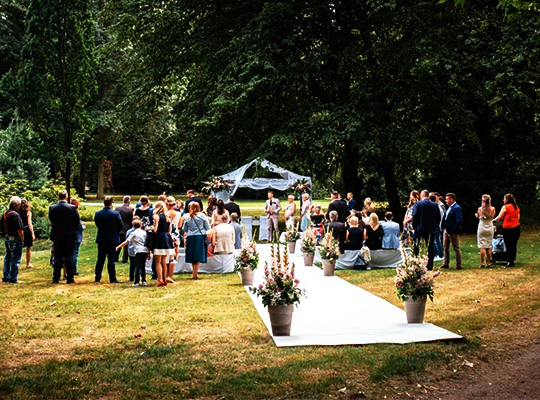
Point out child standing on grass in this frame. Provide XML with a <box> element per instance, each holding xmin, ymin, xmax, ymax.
<box><xmin>116</xmin><ymin>218</ymin><xmax>149</xmax><ymax>287</ymax></box>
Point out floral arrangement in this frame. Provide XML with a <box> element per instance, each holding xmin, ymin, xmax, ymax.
<box><xmin>249</xmin><ymin>244</ymin><xmax>306</xmax><ymax>307</ymax></box>
<box><xmin>318</xmin><ymin>229</ymin><xmax>340</xmax><ymax>261</ymax></box>
<box><xmin>301</xmin><ymin>228</ymin><xmax>316</xmax><ymax>253</ymax></box>
<box><xmin>284</xmin><ymin>225</ymin><xmax>300</xmax><ymax>243</ymax></box>
<box><xmin>202</xmin><ymin>176</ymin><xmax>234</xmax><ymax>193</ymax></box>
<box><xmin>394</xmin><ymin>251</ymin><xmax>440</xmax><ymax>302</ymax></box>
<box><xmin>234</xmin><ymin>235</ymin><xmax>259</xmax><ymax>272</ymax></box>
<box><xmin>292</xmin><ymin>178</ymin><xmax>311</xmax><ymax>194</ymax></box>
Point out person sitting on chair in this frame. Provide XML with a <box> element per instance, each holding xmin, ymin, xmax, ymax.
<box><xmin>381</xmin><ymin>212</ymin><xmax>401</xmax><ymax>250</ymax></box>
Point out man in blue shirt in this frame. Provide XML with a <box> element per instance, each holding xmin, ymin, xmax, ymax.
<box><xmin>381</xmin><ymin>212</ymin><xmax>401</xmax><ymax>250</ymax></box>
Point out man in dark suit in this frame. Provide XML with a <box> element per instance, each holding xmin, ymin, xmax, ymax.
<box><xmin>184</xmin><ymin>189</ymin><xmax>203</xmax><ymax>215</ymax></box>
<box><xmin>440</xmin><ymin>193</ymin><xmax>463</xmax><ymax>269</ymax></box>
<box><xmin>325</xmin><ymin>191</ymin><xmax>349</xmax><ymax>223</ymax></box>
<box><xmin>49</xmin><ymin>190</ymin><xmax>80</xmax><ymax>284</ymax></box>
<box><xmin>224</xmin><ymin>195</ymin><xmax>241</xmax><ymax>221</ymax></box>
<box><xmin>94</xmin><ymin>196</ymin><xmax>123</xmax><ymax>283</ymax></box>
<box><xmin>412</xmin><ymin>189</ymin><xmax>441</xmax><ymax>270</ymax></box>
<box><xmin>115</xmin><ymin>195</ymin><xmax>133</xmax><ymax>263</ymax></box>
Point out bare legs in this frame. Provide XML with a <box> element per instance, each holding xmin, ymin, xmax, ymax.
<box><xmin>166</xmin><ymin>257</ymin><xmax>175</xmax><ymax>283</ymax></box>
<box><xmin>192</xmin><ymin>262</ymin><xmax>200</xmax><ymax>279</ymax></box>
<box><xmin>26</xmin><ymin>247</ymin><xmax>33</xmax><ymax>268</ymax></box>
<box><xmin>155</xmin><ymin>255</ymin><xmax>167</xmax><ymax>285</ymax></box>
<box><xmin>479</xmin><ymin>247</ymin><xmax>492</xmax><ymax>267</ymax></box>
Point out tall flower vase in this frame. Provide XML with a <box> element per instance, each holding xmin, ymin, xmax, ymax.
<box><xmin>239</xmin><ymin>269</ymin><xmax>254</xmax><ymax>286</ymax></box>
<box><xmin>268</xmin><ymin>304</ymin><xmax>294</xmax><ymax>336</ymax></box>
<box><xmin>404</xmin><ymin>296</ymin><xmax>427</xmax><ymax>323</ymax></box>
<box><xmin>303</xmin><ymin>252</ymin><xmax>314</xmax><ymax>266</ymax></box>
<box><xmin>322</xmin><ymin>260</ymin><xmax>335</xmax><ymax>276</ymax></box>
<box><xmin>287</xmin><ymin>241</ymin><xmax>296</xmax><ymax>255</ymax></box>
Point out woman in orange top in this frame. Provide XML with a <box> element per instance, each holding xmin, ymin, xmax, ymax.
<box><xmin>494</xmin><ymin>193</ymin><xmax>520</xmax><ymax>267</ymax></box>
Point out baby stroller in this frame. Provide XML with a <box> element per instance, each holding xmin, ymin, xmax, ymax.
<box><xmin>491</xmin><ymin>221</ymin><xmax>506</xmax><ymax>263</ymax></box>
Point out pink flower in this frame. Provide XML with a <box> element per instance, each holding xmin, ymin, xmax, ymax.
<box><xmin>243</xmin><ymin>258</ymin><xmax>248</xmax><ymax>262</ymax></box>
<box><xmin>258</xmin><ymin>284</ymin><xmax>263</xmax><ymax>290</ymax></box>
<box><xmin>294</xmin><ymin>279</ymin><xmax>300</xmax><ymax>285</ymax></box>
<box><xmin>268</xmin><ymin>277</ymin><xmax>274</xmax><ymax>283</ymax></box>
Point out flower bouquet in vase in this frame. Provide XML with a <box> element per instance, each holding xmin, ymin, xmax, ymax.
<box><xmin>301</xmin><ymin>228</ymin><xmax>316</xmax><ymax>266</ymax></box>
<box><xmin>234</xmin><ymin>234</ymin><xmax>259</xmax><ymax>286</ymax></box>
<box><xmin>318</xmin><ymin>229</ymin><xmax>340</xmax><ymax>276</ymax></box>
<box><xmin>284</xmin><ymin>225</ymin><xmax>300</xmax><ymax>255</ymax></box>
<box><xmin>395</xmin><ymin>250</ymin><xmax>440</xmax><ymax>323</ymax></box>
<box><xmin>249</xmin><ymin>244</ymin><xmax>306</xmax><ymax>336</ymax></box>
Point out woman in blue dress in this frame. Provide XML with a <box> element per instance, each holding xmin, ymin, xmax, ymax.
<box><xmin>183</xmin><ymin>202</ymin><xmax>211</xmax><ymax>280</ymax></box>
<box><xmin>152</xmin><ymin>201</ymin><xmax>175</xmax><ymax>286</ymax></box>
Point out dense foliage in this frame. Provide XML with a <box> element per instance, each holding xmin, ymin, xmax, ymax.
<box><xmin>0</xmin><ymin>0</ymin><xmax>538</xmax><ymax>229</ymax></box>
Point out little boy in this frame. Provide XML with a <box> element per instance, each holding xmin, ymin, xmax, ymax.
<box><xmin>116</xmin><ymin>218</ymin><xmax>148</xmax><ymax>286</ymax></box>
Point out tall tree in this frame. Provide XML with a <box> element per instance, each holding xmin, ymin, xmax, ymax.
<box><xmin>15</xmin><ymin>0</ymin><xmax>97</xmax><ymax>197</ymax></box>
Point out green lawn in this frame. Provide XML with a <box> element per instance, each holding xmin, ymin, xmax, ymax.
<box><xmin>1</xmin><ymin>222</ymin><xmax>539</xmax><ymax>399</ymax></box>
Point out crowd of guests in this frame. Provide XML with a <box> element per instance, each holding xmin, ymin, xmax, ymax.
<box><xmin>265</xmin><ymin>190</ymin><xmax>401</xmax><ymax>256</ymax></box>
<box><xmin>266</xmin><ymin>189</ymin><xmax>521</xmax><ymax>271</ymax></box>
<box><xmin>1</xmin><ymin>187</ymin><xmax>521</xmax><ymax>286</ymax></box>
<box><xmin>403</xmin><ymin>190</ymin><xmax>520</xmax><ymax>270</ymax></box>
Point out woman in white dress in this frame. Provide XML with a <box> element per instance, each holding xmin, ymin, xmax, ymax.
<box><xmin>475</xmin><ymin>194</ymin><xmax>496</xmax><ymax>268</ymax></box>
<box><xmin>284</xmin><ymin>195</ymin><xmax>297</xmax><ymax>229</ymax></box>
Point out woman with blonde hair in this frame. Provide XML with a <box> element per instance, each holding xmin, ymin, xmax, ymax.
<box><xmin>345</xmin><ymin>216</ymin><xmax>364</xmax><ymax>251</ymax></box>
<box><xmin>183</xmin><ymin>202</ymin><xmax>211</xmax><ymax>279</ymax></box>
<box><xmin>363</xmin><ymin>213</ymin><xmax>384</xmax><ymax>250</ymax></box>
<box><xmin>475</xmin><ymin>194</ymin><xmax>496</xmax><ymax>268</ymax></box>
<box><xmin>166</xmin><ymin>196</ymin><xmax>182</xmax><ymax>280</ymax></box>
<box><xmin>300</xmin><ymin>193</ymin><xmax>311</xmax><ymax>232</ymax></box>
<box><xmin>152</xmin><ymin>201</ymin><xmax>175</xmax><ymax>286</ymax></box>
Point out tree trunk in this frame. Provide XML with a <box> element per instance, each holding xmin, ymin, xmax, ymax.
<box><xmin>383</xmin><ymin>163</ymin><xmax>404</xmax><ymax>228</ymax></box>
<box><xmin>341</xmin><ymin>140</ymin><xmax>362</xmax><ymax>200</ymax></box>
<box><xmin>77</xmin><ymin>137</ymin><xmax>90</xmax><ymax>199</ymax></box>
<box><xmin>97</xmin><ymin>158</ymin><xmax>104</xmax><ymax>200</ymax></box>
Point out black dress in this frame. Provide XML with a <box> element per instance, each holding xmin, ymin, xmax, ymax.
<box><xmin>153</xmin><ymin>214</ymin><xmax>174</xmax><ymax>255</ymax></box>
<box><xmin>134</xmin><ymin>207</ymin><xmax>153</xmax><ymax>230</ymax></box>
<box><xmin>346</xmin><ymin>227</ymin><xmax>364</xmax><ymax>251</ymax></box>
<box><xmin>364</xmin><ymin>225</ymin><xmax>384</xmax><ymax>250</ymax></box>
<box><xmin>19</xmin><ymin>211</ymin><xmax>33</xmax><ymax>248</ymax></box>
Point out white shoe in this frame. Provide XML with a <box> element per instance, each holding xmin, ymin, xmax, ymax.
<box><xmin>140</xmin><ymin>281</ymin><xmax>148</xmax><ymax>287</ymax></box>
<box><xmin>434</xmin><ymin>256</ymin><xmax>444</xmax><ymax>261</ymax></box>
<box><xmin>132</xmin><ymin>282</ymin><xmax>140</xmax><ymax>287</ymax></box>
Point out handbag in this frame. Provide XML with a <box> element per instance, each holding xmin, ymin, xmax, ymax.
<box><xmin>144</xmin><ymin>229</ymin><xmax>155</xmax><ymax>251</ymax></box>
<box><xmin>360</xmin><ymin>246</ymin><xmax>371</xmax><ymax>262</ymax></box>
<box><xmin>192</xmin><ymin>216</ymin><xmax>210</xmax><ymax>249</ymax></box>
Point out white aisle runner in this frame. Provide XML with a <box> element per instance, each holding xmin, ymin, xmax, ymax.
<box><xmin>245</xmin><ymin>244</ymin><xmax>461</xmax><ymax>347</ymax></box>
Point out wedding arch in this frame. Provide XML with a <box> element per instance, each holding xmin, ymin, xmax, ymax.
<box><xmin>213</xmin><ymin>159</ymin><xmax>312</xmax><ymax>200</ymax></box>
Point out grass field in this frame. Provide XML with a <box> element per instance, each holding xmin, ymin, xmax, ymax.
<box><xmin>1</xmin><ymin>206</ymin><xmax>539</xmax><ymax>399</ymax></box>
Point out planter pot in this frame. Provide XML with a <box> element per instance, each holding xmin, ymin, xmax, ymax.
<box><xmin>322</xmin><ymin>259</ymin><xmax>335</xmax><ymax>276</ymax></box>
<box><xmin>287</xmin><ymin>241</ymin><xmax>296</xmax><ymax>254</ymax></box>
<box><xmin>303</xmin><ymin>252</ymin><xmax>314</xmax><ymax>266</ymax></box>
<box><xmin>404</xmin><ymin>295</ymin><xmax>427</xmax><ymax>323</ymax></box>
<box><xmin>268</xmin><ymin>304</ymin><xmax>294</xmax><ymax>336</ymax></box>
<box><xmin>239</xmin><ymin>269</ymin><xmax>254</xmax><ymax>286</ymax></box>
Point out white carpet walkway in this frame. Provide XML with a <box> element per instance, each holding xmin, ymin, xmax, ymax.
<box><xmin>244</xmin><ymin>244</ymin><xmax>461</xmax><ymax>347</ymax></box>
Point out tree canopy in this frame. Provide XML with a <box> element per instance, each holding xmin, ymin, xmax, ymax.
<box><xmin>0</xmin><ymin>0</ymin><xmax>539</xmax><ymax>226</ymax></box>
